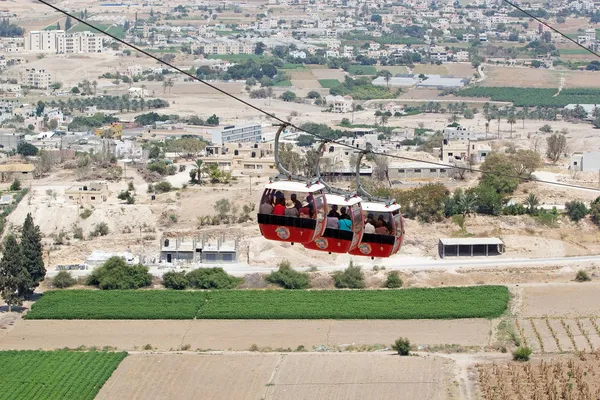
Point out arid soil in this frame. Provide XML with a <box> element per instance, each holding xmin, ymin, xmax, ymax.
<box><xmin>97</xmin><ymin>352</ymin><xmax>457</xmax><ymax>400</ymax></box>
<box><xmin>0</xmin><ymin>319</ymin><xmax>490</xmax><ymax>351</ymax></box>
<box><xmin>521</xmin><ymin>283</ymin><xmax>600</xmax><ymax>317</ymax></box>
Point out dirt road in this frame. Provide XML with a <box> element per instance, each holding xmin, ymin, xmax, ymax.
<box><xmin>0</xmin><ymin>319</ymin><xmax>490</xmax><ymax>351</ymax></box>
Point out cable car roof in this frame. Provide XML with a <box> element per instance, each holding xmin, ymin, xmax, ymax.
<box><xmin>265</xmin><ymin>180</ymin><xmax>325</xmax><ymax>192</ymax></box>
<box><xmin>325</xmin><ymin>194</ymin><xmax>362</xmax><ymax>206</ymax></box>
<box><xmin>361</xmin><ymin>201</ymin><xmax>401</xmax><ymax>213</ymax></box>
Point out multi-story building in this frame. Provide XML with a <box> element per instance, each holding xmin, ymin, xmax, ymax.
<box><xmin>325</xmin><ymin>95</ymin><xmax>353</xmax><ymax>113</ymax></box>
<box><xmin>24</xmin><ymin>30</ymin><xmax>103</xmax><ymax>53</ymax></box>
<box><xmin>210</xmin><ymin>124</ymin><xmax>263</xmax><ymax>144</ymax></box>
<box><xmin>199</xmin><ymin>40</ymin><xmax>255</xmax><ymax>55</ymax></box>
<box><xmin>26</xmin><ymin>68</ymin><xmax>52</xmax><ymax>89</ymax></box>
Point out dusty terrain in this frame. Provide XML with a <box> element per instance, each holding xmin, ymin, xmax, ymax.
<box><xmin>97</xmin><ymin>352</ymin><xmax>456</xmax><ymax>400</ymax></box>
<box><xmin>482</xmin><ymin>65</ymin><xmax>600</xmax><ymax>88</ymax></box>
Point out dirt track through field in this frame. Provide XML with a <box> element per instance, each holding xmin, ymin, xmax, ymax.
<box><xmin>97</xmin><ymin>352</ymin><xmax>455</xmax><ymax>400</ymax></box>
<box><xmin>0</xmin><ymin>319</ymin><xmax>490</xmax><ymax>351</ymax></box>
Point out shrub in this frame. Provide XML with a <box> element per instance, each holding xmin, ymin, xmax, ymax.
<box><xmin>332</xmin><ymin>261</ymin><xmax>365</xmax><ymax>289</ymax></box>
<box><xmin>565</xmin><ymin>200</ymin><xmax>588</xmax><ymax>222</ymax></box>
<box><xmin>117</xmin><ymin>190</ymin><xmax>135</xmax><ymax>204</ymax></box>
<box><xmin>154</xmin><ymin>181</ymin><xmax>173</xmax><ymax>193</ymax></box>
<box><xmin>10</xmin><ymin>179</ymin><xmax>21</xmax><ymax>191</ymax></box>
<box><xmin>89</xmin><ymin>222</ymin><xmax>109</xmax><ymax>237</ymax></box>
<box><xmin>392</xmin><ymin>337</ymin><xmax>410</xmax><ymax>356</ymax></box>
<box><xmin>72</xmin><ymin>225</ymin><xmax>84</xmax><ymax>240</ymax></box>
<box><xmin>53</xmin><ymin>271</ymin><xmax>77</xmax><ymax>288</ymax></box>
<box><xmin>385</xmin><ymin>271</ymin><xmax>403</xmax><ymax>288</ymax></box>
<box><xmin>162</xmin><ymin>271</ymin><xmax>189</xmax><ymax>290</ymax></box>
<box><xmin>513</xmin><ymin>346</ymin><xmax>532</xmax><ymax>361</ymax></box>
<box><xmin>128</xmin><ymin>181</ymin><xmax>135</xmax><ymax>191</ymax></box>
<box><xmin>575</xmin><ymin>270</ymin><xmax>591</xmax><ymax>282</ymax></box>
<box><xmin>186</xmin><ymin>267</ymin><xmax>242</xmax><ymax>289</ymax></box>
<box><xmin>80</xmin><ymin>208</ymin><xmax>93</xmax><ymax>219</ymax></box>
<box><xmin>86</xmin><ymin>256</ymin><xmax>152</xmax><ymax>290</ymax></box>
<box><xmin>590</xmin><ymin>197</ymin><xmax>600</xmax><ymax>226</ymax></box>
<box><xmin>265</xmin><ymin>260</ymin><xmax>310</xmax><ymax>289</ymax></box>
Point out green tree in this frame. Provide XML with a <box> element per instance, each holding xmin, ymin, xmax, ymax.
<box><xmin>65</xmin><ymin>16</ymin><xmax>72</xmax><ymax>30</ymax></box>
<box><xmin>206</xmin><ymin>114</ymin><xmax>219</xmax><ymax>126</ymax></box>
<box><xmin>524</xmin><ymin>193</ymin><xmax>539</xmax><ymax>214</ymax></box>
<box><xmin>546</xmin><ymin>133</ymin><xmax>567</xmax><ymax>164</ymax></box>
<box><xmin>52</xmin><ymin>271</ymin><xmax>76</xmax><ymax>288</ymax></box>
<box><xmin>593</xmin><ymin>116</ymin><xmax>600</xmax><ymax>129</ymax></box>
<box><xmin>565</xmin><ymin>201</ymin><xmax>588</xmax><ymax>222</ymax></box>
<box><xmin>590</xmin><ymin>197</ymin><xmax>600</xmax><ymax>226</ymax></box>
<box><xmin>21</xmin><ymin>213</ymin><xmax>45</xmax><ymax>289</ymax></box>
<box><xmin>255</xmin><ymin>41</ymin><xmax>265</xmax><ymax>55</ymax></box>
<box><xmin>162</xmin><ymin>271</ymin><xmax>189</xmax><ymax>290</ymax></box>
<box><xmin>479</xmin><ymin>153</ymin><xmax>520</xmax><ymax>194</ymax></box>
<box><xmin>10</xmin><ymin>179</ymin><xmax>21</xmax><ymax>191</ymax></box>
<box><xmin>307</xmin><ymin>90</ymin><xmax>321</xmax><ymax>99</ymax></box>
<box><xmin>0</xmin><ymin>235</ymin><xmax>29</xmax><ymax>311</ymax></box>
<box><xmin>86</xmin><ymin>256</ymin><xmax>152</xmax><ymax>290</ymax></box>
<box><xmin>35</xmin><ymin>101</ymin><xmax>46</xmax><ymax>117</ymax></box>
<box><xmin>265</xmin><ymin>260</ymin><xmax>309</xmax><ymax>289</ymax></box>
<box><xmin>281</xmin><ymin>91</ymin><xmax>297</xmax><ymax>102</ymax></box>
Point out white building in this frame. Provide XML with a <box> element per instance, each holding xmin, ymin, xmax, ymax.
<box><xmin>26</xmin><ymin>68</ymin><xmax>52</xmax><ymax>89</ymax></box>
<box><xmin>443</xmin><ymin>124</ymin><xmax>485</xmax><ymax>140</ymax></box>
<box><xmin>24</xmin><ymin>30</ymin><xmax>103</xmax><ymax>53</ymax></box>
<box><xmin>210</xmin><ymin>124</ymin><xmax>263</xmax><ymax>144</ymax></box>
<box><xmin>325</xmin><ymin>95</ymin><xmax>353</xmax><ymax>113</ymax></box>
<box><xmin>569</xmin><ymin>152</ymin><xmax>600</xmax><ymax>172</ymax></box>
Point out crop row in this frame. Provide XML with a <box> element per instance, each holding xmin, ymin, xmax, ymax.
<box><xmin>25</xmin><ymin>286</ymin><xmax>509</xmax><ymax>320</ymax></box>
<box><xmin>456</xmin><ymin>86</ymin><xmax>600</xmax><ymax>107</ymax></box>
<box><xmin>0</xmin><ymin>350</ymin><xmax>127</xmax><ymax>400</ymax></box>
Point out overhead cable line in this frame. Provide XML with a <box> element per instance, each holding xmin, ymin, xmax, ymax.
<box><xmin>36</xmin><ymin>0</ymin><xmax>600</xmax><ymax>193</ymax></box>
<box><xmin>501</xmin><ymin>0</ymin><xmax>600</xmax><ymax>60</ymax></box>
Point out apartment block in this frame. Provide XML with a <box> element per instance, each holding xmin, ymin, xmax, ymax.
<box><xmin>24</xmin><ymin>30</ymin><xmax>103</xmax><ymax>54</ymax></box>
<box><xmin>210</xmin><ymin>124</ymin><xmax>263</xmax><ymax>144</ymax></box>
<box><xmin>26</xmin><ymin>68</ymin><xmax>52</xmax><ymax>89</ymax></box>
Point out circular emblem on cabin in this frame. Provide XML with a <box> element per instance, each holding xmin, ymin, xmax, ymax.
<box><xmin>359</xmin><ymin>243</ymin><xmax>372</xmax><ymax>255</ymax></box>
<box><xmin>315</xmin><ymin>238</ymin><xmax>328</xmax><ymax>249</ymax></box>
<box><xmin>275</xmin><ymin>226</ymin><xmax>290</xmax><ymax>240</ymax></box>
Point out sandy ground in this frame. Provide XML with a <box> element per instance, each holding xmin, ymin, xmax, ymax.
<box><xmin>97</xmin><ymin>352</ymin><xmax>456</xmax><ymax>400</ymax></box>
<box><xmin>521</xmin><ymin>282</ymin><xmax>600</xmax><ymax>317</ymax></box>
<box><xmin>0</xmin><ymin>319</ymin><xmax>490</xmax><ymax>351</ymax></box>
<box><xmin>482</xmin><ymin>65</ymin><xmax>600</xmax><ymax>88</ymax></box>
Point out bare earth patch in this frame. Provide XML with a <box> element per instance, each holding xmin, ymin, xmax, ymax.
<box><xmin>0</xmin><ymin>319</ymin><xmax>491</xmax><ymax>351</ymax></box>
<box><xmin>521</xmin><ymin>283</ymin><xmax>600</xmax><ymax>318</ymax></box>
<box><xmin>97</xmin><ymin>353</ymin><xmax>456</xmax><ymax>400</ymax></box>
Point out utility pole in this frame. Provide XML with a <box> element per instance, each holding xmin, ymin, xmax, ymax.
<box><xmin>139</xmin><ymin>226</ymin><xmax>143</xmax><ymax>264</ymax></box>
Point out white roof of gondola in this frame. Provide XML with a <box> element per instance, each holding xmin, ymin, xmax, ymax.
<box><xmin>265</xmin><ymin>180</ymin><xmax>325</xmax><ymax>192</ymax></box>
<box><xmin>324</xmin><ymin>193</ymin><xmax>362</xmax><ymax>206</ymax></box>
<box><xmin>361</xmin><ymin>201</ymin><xmax>401</xmax><ymax>213</ymax></box>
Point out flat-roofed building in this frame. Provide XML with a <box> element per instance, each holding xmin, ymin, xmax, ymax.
<box><xmin>64</xmin><ymin>182</ymin><xmax>108</xmax><ymax>204</ymax></box>
<box><xmin>438</xmin><ymin>237</ymin><xmax>505</xmax><ymax>258</ymax></box>
<box><xmin>389</xmin><ymin>161</ymin><xmax>453</xmax><ymax>180</ymax></box>
<box><xmin>0</xmin><ymin>162</ymin><xmax>34</xmax><ymax>182</ymax></box>
<box><xmin>210</xmin><ymin>124</ymin><xmax>262</xmax><ymax>144</ymax></box>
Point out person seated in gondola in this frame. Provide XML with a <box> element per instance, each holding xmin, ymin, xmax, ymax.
<box><xmin>330</xmin><ymin>204</ymin><xmax>340</xmax><ymax>218</ymax></box>
<box><xmin>378</xmin><ymin>214</ymin><xmax>392</xmax><ymax>233</ymax></box>
<box><xmin>290</xmin><ymin>193</ymin><xmax>302</xmax><ymax>211</ymax></box>
<box><xmin>272</xmin><ymin>197</ymin><xmax>286</xmax><ymax>216</ymax></box>
<box><xmin>285</xmin><ymin>199</ymin><xmax>299</xmax><ymax>217</ymax></box>
<box><xmin>299</xmin><ymin>200</ymin><xmax>311</xmax><ymax>218</ymax></box>
<box><xmin>375</xmin><ymin>219</ymin><xmax>390</xmax><ymax>235</ymax></box>
<box><xmin>364</xmin><ymin>213</ymin><xmax>376</xmax><ymax>233</ymax></box>
<box><xmin>338</xmin><ymin>207</ymin><xmax>352</xmax><ymax>231</ymax></box>
<box><xmin>326</xmin><ymin>209</ymin><xmax>339</xmax><ymax>229</ymax></box>
<box><xmin>259</xmin><ymin>194</ymin><xmax>274</xmax><ymax>214</ymax></box>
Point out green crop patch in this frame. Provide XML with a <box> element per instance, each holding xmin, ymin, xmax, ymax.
<box><xmin>198</xmin><ymin>286</ymin><xmax>509</xmax><ymax>319</ymax></box>
<box><xmin>26</xmin><ymin>286</ymin><xmax>509</xmax><ymax>320</ymax></box>
<box><xmin>318</xmin><ymin>79</ymin><xmax>341</xmax><ymax>88</ymax></box>
<box><xmin>0</xmin><ymin>350</ymin><xmax>126</xmax><ymax>400</ymax></box>
<box><xmin>25</xmin><ymin>290</ymin><xmax>206</xmax><ymax>320</ymax></box>
<box><xmin>348</xmin><ymin>65</ymin><xmax>377</xmax><ymax>75</ymax></box>
<box><xmin>456</xmin><ymin>87</ymin><xmax>600</xmax><ymax>107</ymax></box>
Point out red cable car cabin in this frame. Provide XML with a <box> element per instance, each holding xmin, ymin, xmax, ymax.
<box><xmin>257</xmin><ymin>181</ymin><xmax>327</xmax><ymax>245</ymax></box>
<box><xmin>348</xmin><ymin>202</ymin><xmax>404</xmax><ymax>259</ymax></box>
<box><xmin>303</xmin><ymin>194</ymin><xmax>364</xmax><ymax>254</ymax></box>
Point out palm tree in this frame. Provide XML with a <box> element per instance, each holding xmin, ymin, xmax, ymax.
<box><xmin>162</xmin><ymin>80</ymin><xmax>168</xmax><ymax>94</ymax></box>
<box><xmin>458</xmin><ymin>192</ymin><xmax>478</xmax><ymax>217</ymax></box>
<box><xmin>497</xmin><ymin>114</ymin><xmax>501</xmax><ymax>138</ymax></box>
<box><xmin>507</xmin><ymin>114</ymin><xmax>516</xmax><ymax>138</ymax></box>
<box><xmin>485</xmin><ymin>121</ymin><xmax>490</xmax><ymax>139</ymax></box>
<box><xmin>194</xmin><ymin>159</ymin><xmax>205</xmax><ymax>183</ymax></box>
<box><xmin>92</xmin><ymin>80</ymin><xmax>98</xmax><ymax>95</ymax></box>
<box><xmin>524</xmin><ymin>193</ymin><xmax>540</xmax><ymax>215</ymax></box>
<box><xmin>378</xmin><ymin>69</ymin><xmax>392</xmax><ymax>89</ymax></box>
<box><xmin>167</xmin><ymin>78</ymin><xmax>174</xmax><ymax>94</ymax></box>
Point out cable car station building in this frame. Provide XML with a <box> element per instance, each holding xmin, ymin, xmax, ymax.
<box><xmin>438</xmin><ymin>237</ymin><xmax>504</xmax><ymax>258</ymax></box>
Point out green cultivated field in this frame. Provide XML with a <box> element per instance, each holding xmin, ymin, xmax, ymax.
<box><xmin>25</xmin><ymin>290</ymin><xmax>202</xmax><ymax>319</ymax></box>
<box><xmin>26</xmin><ymin>286</ymin><xmax>509</xmax><ymax>320</ymax></box>
<box><xmin>274</xmin><ymin>80</ymin><xmax>292</xmax><ymax>87</ymax></box>
<box><xmin>0</xmin><ymin>351</ymin><xmax>126</xmax><ymax>400</ymax></box>
<box><xmin>456</xmin><ymin>87</ymin><xmax>600</xmax><ymax>107</ymax></box>
<box><xmin>348</xmin><ymin>65</ymin><xmax>378</xmax><ymax>75</ymax></box>
<box><xmin>318</xmin><ymin>79</ymin><xmax>341</xmax><ymax>88</ymax></box>
<box><xmin>68</xmin><ymin>23</ymin><xmax>108</xmax><ymax>34</ymax></box>
<box><xmin>206</xmin><ymin>54</ymin><xmax>262</xmax><ymax>62</ymax></box>
<box><xmin>105</xmin><ymin>26</ymin><xmax>125</xmax><ymax>39</ymax></box>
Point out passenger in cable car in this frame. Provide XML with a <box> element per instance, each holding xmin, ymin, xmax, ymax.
<box><xmin>378</xmin><ymin>214</ymin><xmax>392</xmax><ymax>233</ymax></box>
<box><xmin>375</xmin><ymin>219</ymin><xmax>389</xmax><ymax>235</ymax></box>
<box><xmin>326</xmin><ymin>209</ymin><xmax>339</xmax><ymax>229</ymax></box>
<box><xmin>285</xmin><ymin>200</ymin><xmax>299</xmax><ymax>217</ymax></box>
<box><xmin>330</xmin><ymin>204</ymin><xmax>340</xmax><ymax>218</ymax></box>
<box><xmin>338</xmin><ymin>207</ymin><xmax>352</xmax><ymax>231</ymax></box>
<box><xmin>259</xmin><ymin>194</ymin><xmax>274</xmax><ymax>215</ymax></box>
<box><xmin>299</xmin><ymin>200</ymin><xmax>311</xmax><ymax>218</ymax></box>
<box><xmin>272</xmin><ymin>197</ymin><xmax>286</xmax><ymax>216</ymax></box>
<box><xmin>305</xmin><ymin>195</ymin><xmax>316</xmax><ymax>218</ymax></box>
<box><xmin>364</xmin><ymin>214</ymin><xmax>375</xmax><ymax>233</ymax></box>
<box><xmin>290</xmin><ymin>193</ymin><xmax>302</xmax><ymax>211</ymax></box>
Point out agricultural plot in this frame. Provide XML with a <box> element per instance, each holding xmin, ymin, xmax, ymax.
<box><xmin>205</xmin><ymin>54</ymin><xmax>262</xmax><ymax>62</ymax></box>
<box><xmin>104</xmin><ymin>26</ymin><xmax>125</xmax><ymax>39</ymax></box>
<box><xmin>273</xmin><ymin>80</ymin><xmax>292</xmax><ymax>87</ymax></box>
<box><xmin>456</xmin><ymin>87</ymin><xmax>600</xmax><ymax>107</ymax></box>
<box><xmin>517</xmin><ymin>318</ymin><xmax>600</xmax><ymax>353</ymax></box>
<box><xmin>198</xmin><ymin>286</ymin><xmax>509</xmax><ymax>320</ymax></box>
<box><xmin>68</xmin><ymin>23</ymin><xmax>108</xmax><ymax>34</ymax></box>
<box><xmin>25</xmin><ymin>286</ymin><xmax>509</xmax><ymax>320</ymax></box>
<box><xmin>477</xmin><ymin>354</ymin><xmax>600</xmax><ymax>400</ymax></box>
<box><xmin>0</xmin><ymin>350</ymin><xmax>126</xmax><ymax>400</ymax></box>
<box><xmin>318</xmin><ymin>79</ymin><xmax>341</xmax><ymax>88</ymax></box>
<box><xmin>348</xmin><ymin>65</ymin><xmax>377</xmax><ymax>75</ymax></box>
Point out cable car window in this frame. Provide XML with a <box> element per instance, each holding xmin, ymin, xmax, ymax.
<box><xmin>351</xmin><ymin>204</ymin><xmax>363</xmax><ymax>233</ymax></box>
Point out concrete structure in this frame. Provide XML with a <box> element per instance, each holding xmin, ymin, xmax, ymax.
<box><xmin>198</xmin><ymin>40</ymin><xmax>255</xmax><ymax>55</ymax></box>
<box><xmin>569</xmin><ymin>152</ymin><xmax>600</xmax><ymax>172</ymax></box>
<box><xmin>443</xmin><ymin>125</ymin><xmax>484</xmax><ymax>141</ymax></box>
<box><xmin>85</xmin><ymin>251</ymin><xmax>137</xmax><ymax>267</ymax></box>
<box><xmin>25</xmin><ymin>68</ymin><xmax>52</xmax><ymax>89</ymax></box>
<box><xmin>0</xmin><ymin>162</ymin><xmax>34</xmax><ymax>182</ymax></box>
<box><xmin>438</xmin><ymin>237</ymin><xmax>504</xmax><ymax>258</ymax></box>
<box><xmin>324</xmin><ymin>95</ymin><xmax>353</xmax><ymax>113</ymax></box>
<box><xmin>0</xmin><ymin>100</ymin><xmax>16</xmax><ymax>123</ymax></box>
<box><xmin>441</xmin><ymin>139</ymin><xmax>491</xmax><ymax>164</ymax></box>
<box><xmin>160</xmin><ymin>237</ymin><xmax>238</xmax><ymax>264</ymax></box>
<box><xmin>25</xmin><ymin>30</ymin><xmax>103</xmax><ymax>54</ymax></box>
<box><xmin>389</xmin><ymin>161</ymin><xmax>452</xmax><ymax>180</ymax></box>
<box><xmin>65</xmin><ymin>182</ymin><xmax>108</xmax><ymax>204</ymax></box>
<box><xmin>210</xmin><ymin>124</ymin><xmax>262</xmax><ymax>144</ymax></box>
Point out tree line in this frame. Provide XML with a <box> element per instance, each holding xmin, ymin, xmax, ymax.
<box><xmin>0</xmin><ymin>214</ymin><xmax>45</xmax><ymax>311</ymax></box>
<box><xmin>0</xmin><ymin>18</ymin><xmax>23</xmax><ymax>37</ymax></box>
